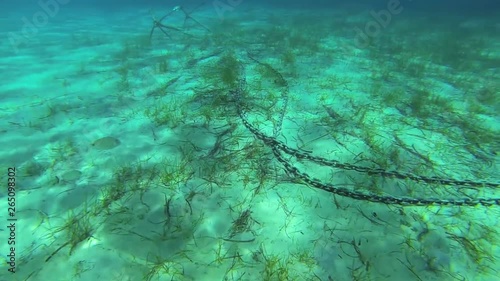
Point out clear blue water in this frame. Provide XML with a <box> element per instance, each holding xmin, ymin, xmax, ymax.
<box><xmin>1</xmin><ymin>1</ymin><xmax>498</xmax><ymax>281</ymax></box>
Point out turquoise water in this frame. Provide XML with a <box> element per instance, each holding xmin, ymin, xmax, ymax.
<box><xmin>0</xmin><ymin>1</ymin><xmax>499</xmax><ymax>281</ymax></box>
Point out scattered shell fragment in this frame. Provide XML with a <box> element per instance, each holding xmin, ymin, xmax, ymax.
<box><xmin>92</xmin><ymin>136</ymin><xmax>121</xmax><ymax>150</ymax></box>
<box><xmin>61</xmin><ymin>170</ymin><xmax>82</xmax><ymax>181</ymax></box>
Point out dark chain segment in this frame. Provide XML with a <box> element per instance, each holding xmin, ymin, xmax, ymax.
<box><xmin>240</xmin><ymin>115</ymin><xmax>499</xmax><ymax>189</ymax></box>
<box><xmin>270</xmin><ymin>146</ymin><xmax>500</xmax><ymax>206</ymax></box>
<box><xmin>232</xmin><ymin>75</ymin><xmax>500</xmax><ymax>207</ymax></box>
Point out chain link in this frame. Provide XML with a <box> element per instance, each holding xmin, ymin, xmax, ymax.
<box><xmin>233</xmin><ymin>73</ymin><xmax>500</xmax><ymax>207</ymax></box>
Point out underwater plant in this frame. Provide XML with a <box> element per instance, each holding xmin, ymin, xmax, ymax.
<box><xmin>45</xmin><ymin>210</ymin><xmax>94</xmax><ymax>262</ymax></box>
<box><xmin>200</xmin><ymin>52</ymin><xmax>241</xmax><ymax>89</ymax></box>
